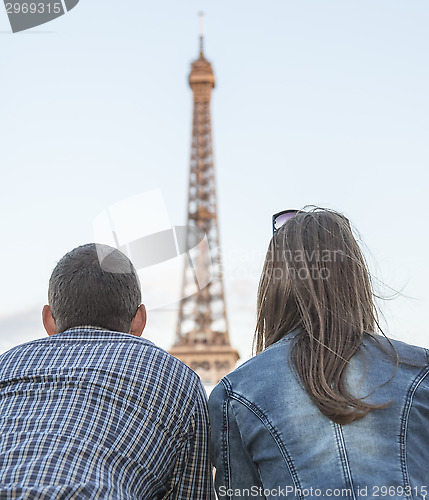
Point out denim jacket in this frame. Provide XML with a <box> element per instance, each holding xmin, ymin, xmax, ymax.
<box><xmin>208</xmin><ymin>333</ymin><xmax>429</xmax><ymax>499</ymax></box>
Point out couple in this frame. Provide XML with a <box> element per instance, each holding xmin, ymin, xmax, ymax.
<box><xmin>0</xmin><ymin>208</ymin><xmax>427</xmax><ymax>499</ymax></box>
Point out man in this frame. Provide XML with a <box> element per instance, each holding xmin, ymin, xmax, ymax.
<box><xmin>0</xmin><ymin>244</ymin><xmax>214</xmax><ymax>499</ymax></box>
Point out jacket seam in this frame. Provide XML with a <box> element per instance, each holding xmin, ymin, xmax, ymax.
<box><xmin>221</xmin><ymin>378</ymin><xmax>303</xmax><ymax>499</ymax></box>
<box><xmin>221</xmin><ymin>394</ymin><xmax>232</xmax><ymax>498</ymax></box>
<box><xmin>399</xmin><ymin>365</ymin><xmax>429</xmax><ymax>500</ymax></box>
<box><xmin>332</xmin><ymin>423</ymin><xmax>356</xmax><ymax>499</ymax></box>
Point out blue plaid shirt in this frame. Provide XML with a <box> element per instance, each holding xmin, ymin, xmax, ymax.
<box><xmin>0</xmin><ymin>327</ymin><xmax>214</xmax><ymax>499</ymax></box>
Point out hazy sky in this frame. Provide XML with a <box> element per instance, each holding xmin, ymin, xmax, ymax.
<box><xmin>0</xmin><ymin>0</ymin><xmax>428</xmax><ymax>360</ymax></box>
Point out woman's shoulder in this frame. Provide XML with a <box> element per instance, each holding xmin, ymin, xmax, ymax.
<box><xmin>210</xmin><ymin>332</ymin><xmax>429</xmax><ymax>405</ymax></box>
<box><xmin>210</xmin><ymin>331</ymin><xmax>299</xmax><ymax>402</ymax></box>
<box><xmin>362</xmin><ymin>333</ymin><xmax>429</xmax><ymax>366</ymax></box>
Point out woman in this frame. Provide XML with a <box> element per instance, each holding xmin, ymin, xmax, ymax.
<box><xmin>208</xmin><ymin>208</ymin><xmax>428</xmax><ymax>499</ymax></box>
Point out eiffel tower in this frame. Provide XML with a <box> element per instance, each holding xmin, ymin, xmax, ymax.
<box><xmin>169</xmin><ymin>15</ymin><xmax>239</xmax><ymax>387</ymax></box>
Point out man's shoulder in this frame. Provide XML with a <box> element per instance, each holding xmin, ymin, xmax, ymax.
<box><xmin>0</xmin><ymin>327</ymin><xmax>203</xmax><ymax>392</ymax></box>
<box><xmin>0</xmin><ymin>327</ymin><xmax>158</xmax><ymax>359</ymax></box>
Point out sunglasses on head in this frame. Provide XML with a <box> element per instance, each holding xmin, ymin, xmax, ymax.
<box><xmin>272</xmin><ymin>210</ymin><xmax>299</xmax><ymax>234</ymax></box>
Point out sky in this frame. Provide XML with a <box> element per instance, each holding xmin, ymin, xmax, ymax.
<box><xmin>0</xmin><ymin>0</ymin><xmax>428</xmax><ymax>361</ymax></box>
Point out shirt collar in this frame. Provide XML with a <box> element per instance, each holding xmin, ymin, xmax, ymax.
<box><xmin>51</xmin><ymin>326</ymin><xmax>146</xmax><ymax>343</ymax></box>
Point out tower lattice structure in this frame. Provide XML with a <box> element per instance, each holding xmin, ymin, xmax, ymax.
<box><xmin>169</xmin><ymin>24</ymin><xmax>239</xmax><ymax>386</ymax></box>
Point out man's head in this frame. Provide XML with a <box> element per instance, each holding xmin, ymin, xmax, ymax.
<box><xmin>43</xmin><ymin>244</ymin><xmax>146</xmax><ymax>336</ymax></box>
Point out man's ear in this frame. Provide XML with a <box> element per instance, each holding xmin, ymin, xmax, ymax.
<box><xmin>42</xmin><ymin>305</ymin><xmax>57</xmax><ymax>336</ymax></box>
<box><xmin>129</xmin><ymin>304</ymin><xmax>147</xmax><ymax>337</ymax></box>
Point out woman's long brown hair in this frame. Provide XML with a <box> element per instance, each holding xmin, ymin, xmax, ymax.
<box><xmin>254</xmin><ymin>208</ymin><xmax>394</xmax><ymax>425</ymax></box>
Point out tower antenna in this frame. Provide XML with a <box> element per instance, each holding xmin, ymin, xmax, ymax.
<box><xmin>199</xmin><ymin>12</ymin><xmax>204</xmax><ymax>56</ymax></box>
